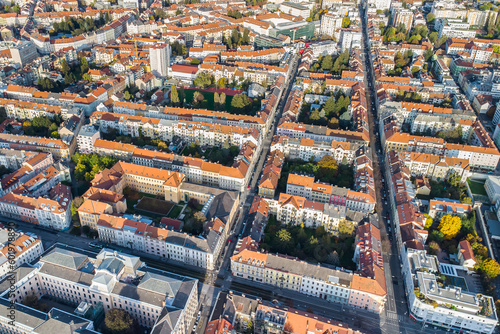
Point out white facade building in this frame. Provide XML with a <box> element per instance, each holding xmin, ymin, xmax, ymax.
<box><xmin>150</xmin><ymin>43</ymin><xmax>171</xmax><ymax>78</ymax></box>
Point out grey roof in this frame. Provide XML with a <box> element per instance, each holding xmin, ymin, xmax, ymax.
<box><xmin>35</xmin><ymin>308</ymin><xmax>92</xmax><ymax>334</ymax></box>
<box><xmin>0</xmin><ymin>297</ymin><xmax>46</xmax><ymax>330</ymax></box>
<box><xmin>96</xmin><ymin>249</ymin><xmax>141</xmax><ymax>270</ymax></box>
<box><xmin>0</xmin><ymin>264</ymin><xmax>36</xmax><ymax>293</ymax></box>
<box><xmin>92</xmin><ymin>272</ymin><xmax>114</xmax><ymax>286</ymax></box>
<box><xmin>205</xmin><ymin>192</ymin><xmax>236</xmax><ymax>222</ymax></box>
<box><xmin>179</xmin><ymin>183</ymin><xmax>238</xmax><ymax>200</ymax></box>
<box><xmin>98</xmin><ymin>257</ymin><xmax>124</xmax><ymax>275</ymax></box>
<box><xmin>38</xmin><ymin>262</ymin><xmax>94</xmax><ymax>286</ymax></box>
<box><xmin>112</xmin><ymin>281</ymin><xmax>166</xmax><ymax>307</ymax></box>
<box><xmin>265</xmin><ymin>254</ymin><xmax>353</xmax><ymax>287</ymax></box>
<box><xmin>151</xmin><ymin>307</ymin><xmax>177</xmax><ymax>334</ymax></box>
<box><xmin>41</xmin><ymin>248</ymin><xmax>88</xmax><ymax>270</ymax></box>
<box><xmin>138</xmin><ymin>271</ymin><xmax>183</xmax><ymax>297</ymax></box>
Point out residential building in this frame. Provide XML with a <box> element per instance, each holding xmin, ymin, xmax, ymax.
<box><xmin>150</xmin><ymin>43</ymin><xmax>170</xmax><ymax>78</ymax></box>
<box><xmin>231</xmin><ymin>249</ymin><xmax>387</xmax><ymax>312</ymax></box>
<box><xmin>0</xmin><ymin>227</ymin><xmax>43</xmax><ymax>279</ymax></box>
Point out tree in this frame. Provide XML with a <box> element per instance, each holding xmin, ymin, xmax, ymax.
<box><xmin>245</xmin><ymin>320</ymin><xmax>254</xmax><ymax>334</ymax></box>
<box><xmin>435</xmin><ymin>35</ymin><xmax>448</xmax><ymax>48</ymax></box>
<box><xmin>428</xmin><ymin>241</ymin><xmax>441</xmax><ymax>255</ymax></box>
<box><xmin>277</xmin><ymin>229</ymin><xmax>292</xmax><ymax>243</ymax></box>
<box><xmin>342</xmin><ymin>16</ymin><xmax>350</xmax><ymax>28</ymax></box>
<box><xmin>424</xmin><ymin>214</ymin><xmax>433</xmax><ymax>230</ymax></box>
<box><xmin>60</xmin><ymin>59</ymin><xmax>70</xmax><ymax>76</ymax></box>
<box><xmin>426</xmin><ymin>13</ymin><xmax>435</xmax><ymax>24</ymax></box>
<box><xmin>428</xmin><ymin>31</ymin><xmax>438</xmax><ymax>44</ymax></box>
<box><xmin>124</xmin><ymin>91</ymin><xmax>131</xmax><ymax>100</ymax></box>
<box><xmin>328</xmin><ymin>117</ymin><xmax>339</xmax><ymax>129</ymax></box>
<box><xmin>438</xmin><ymin>215</ymin><xmax>462</xmax><ymax>240</ymax></box>
<box><xmin>323</xmin><ymin>97</ymin><xmax>336</xmax><ymax>115</ymax></box>
<box><xmin>309</xmin><ymin>109</ymin><xmax>321</xmax><ymax>121</ymax></box>
<box><xmin>242</xmin><ymin>28</ymin><xmax>250</xmax><ymax>44</ymax></box>
<box><xmin>193</xmin><ymin>91</ymin><xmax>204</xmax><ymax>105</ymax></box>
<box><xmin>479</xmin><ymin>258</ymin><xmax>500</xmax><ymax>279</ymax></box>
<box><xmin>321</xmin><ymin>55</ymin><xmax>333</xmax><ymax>70</ymax></box>
<box><xmin>338</xmin><ymin>220</ymin><xmax>355</xmax><ymax>239</ymax></box>
<box><xmin>103</xmin><ymin>308</ymin><xmax>137</xmax><ymax>334</ymax></box>
<box><xmin>424</xmin><ymin>49</ymin><xmax>434</xmax><ymax>62</ymax></box>
<box><xmin>193</xmin><ymin>211</ymin><xmax>206</xmax><ymax>224</ymax></box>
<box><xmin>217</xmin><ymin>77</ymin><xmax>227</xmax><ymax>89</ymax></box>
<box><xmin>317</xmin><ymin>155</ymin><xmax>338</xmax><ymax>178</ymax></box>
<box><xmin>193</xmin><ymin>72</ymin><xmax>214</xmax><ymax>88</ymax></box>
<box><xmin>231</xmin><ymin>93</ymin><xmax>251</xmax><ymax>113</ymax></box>
<box><xmin>170</xmin><ymin>85</ymin><xmax>179</xmax><ymax>105</ymax></box>
<box><xmin>327</xmin><ymin>250</ymin><xmax>340</xmax><ymax>266</ymax></box>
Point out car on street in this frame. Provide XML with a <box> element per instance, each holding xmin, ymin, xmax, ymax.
<box><xmin>89</xmin><ymin>242</ymin><xmax>103</xmax><ymax>249</ymax></box>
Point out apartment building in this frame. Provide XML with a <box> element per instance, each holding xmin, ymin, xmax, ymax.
<box><xmin>427</xmin><ymin>199</ymin><xmax>472</xmax><ymax>219</ymax></box>
<box><xmin>76</xmin><ymin>124</ymin><xmax>100</xmax><ymax>154</ymax></box>
<box><xmin>321</xmin><ymin>13</ymin><xmax>343</xmax><ymax>38</ymax></box>
<box><xmin>0</xmin><ymin>227</ymin><xmax>43</xmax><ymax>279</ymax></box>
<box><xmin>276</xmin><ymin>136</ymin><xmax>358</xmax><ymax>163</ymax></box>
<box><xmin>384</xmin><ymin>132</ymin><xmax>500</xmax><ymax>171</ymax></box>
<box><xmin>0</xmin><ymin>149</ymin><xmax>26</xmax><ymax>170</ymax></box>
<box><xmin>277</xmin><ymin>122</ymin><xmax>369</xmax><ymax>144</ymax></box>
<box><xmin>286</xmin><ymin>174</ymin><xmax>376</xmax><ymax>212</ymax></box>
<box><xmin>0</xmin><ymin>186</ymin><xmax>72</xmax><ymax>230</ymax></box>
<box><xmin>402</xmin><ymin>248</ymin><xmax>497</xmax><ymax>334</ymax></box>
<box><xmin>391</xmin><ymin>151</ymin><xmax>471</xmax><ymax>182</ymax></box>
<box><xmin>220</xmin><ymin>48</ymin><xmax>285</xmax><ymax>63</ymax></box>
<box><xmin>0</xmin><ymin>247</ymin><xmax>198</xmax><ymax>331</ymax></box>
<box><xmin>0</xmin><ymin>133</ymin><xmax>72</xmax><ymax>160</ymax></box>
<box><xmin>0</xmin><ymin>152</ymin><xmax>54</xmax><ymax>195</ymax></box>
<box><xmin>231</xmin><ymin>249</ymin><xmax>387</xmax><ymax>312</ymax></box>
<box><xmin>435</xmin><ymin>18</ymin><xmax>476</xmax><ymax>39</ymax></box>
<box><xmin>91</xmin><ymin>111</ymin><xmax>261</xmax><ymax>148</ymax></box>
<box><xmin>266</xmin><ymin>193</ymin><xmax>348</xmax><ymax>234</ymax></box>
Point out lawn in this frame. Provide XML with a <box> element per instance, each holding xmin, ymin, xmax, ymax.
<box><xmin>167</xmin><ymin>205</ymin><xmax>184</xmax><ymax>219</ymax></box>
<box><xmin>467</xmin><ymin>179</ymin><xmax>487</xmax><ymax>196</ymax></box>
<box><xmin>135</xmin><ymin>197</ymin><xmax>175</xmax><ymax>216</ymax></box>
<box><xmin>183</xmin><ymin>88</ymin><xmax>233</xmax><ymax>112</ymax></box>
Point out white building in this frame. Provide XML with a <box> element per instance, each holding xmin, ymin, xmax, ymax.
<box><xmin>402</xmin><ymin>248</ymin><xmax>498</xmax><ymax>334</ymax></box>
<box><xmin>280</xmin><ymin>1</ymin><xmax>310</xmax><ymax>18</ymax></box>
<box><xmin>150</xmin><ymin>43</ymin><xmax>171</xmax><ymax>78</ymax></box>
<box><xmin>435</xmin><ymin>18</ymin><xmax>476</xmax><ymax>38</ymax></box>
<box><xmin>0</xmin><ymin>228</ymin><xmax>43</xmax><ymax>279</ymax></box>
<box><xmin>0</xmin><ymin>247</ymin><xmax>199</xmax><ymax>332</ymax></box>
<box><xmin>76</xmin><ymin>124</ymin><xmax>100</xmax><ymax>154</ymax></box>
<box><xmin>320</xmin><ymin>13</ymin><xmax>342</xmax><ymax>38</ymax></box>
<box><xmin>368</xmin><ymin>0</ymin><xmax>391</xmax><ymax>10</ymax></box>
<box><xmin>340</xmin><ymin>29</ymin><xmax>362</xmax><ymax>52</ymax></box>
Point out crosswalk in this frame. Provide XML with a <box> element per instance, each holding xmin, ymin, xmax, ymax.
<box><xmin>386</xmin><ymin>311</ymin><xmax>407</xmax><ymax>323</ymax></box>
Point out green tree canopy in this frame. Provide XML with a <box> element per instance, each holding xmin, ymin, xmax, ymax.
<box><xmin>103</xmin><ymin>309</ymin><xmax>137</xmax><ymax>334</ymax></box>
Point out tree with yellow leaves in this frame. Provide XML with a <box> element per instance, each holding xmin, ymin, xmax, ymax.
<box><xmin>438</xmin><ymin>215</ymin><xmax>461</xmax><ymax>240</ymax></box>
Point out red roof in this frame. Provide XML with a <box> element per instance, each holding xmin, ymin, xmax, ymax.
<box><xmin>170</xmin><ymin>64</ymin><xmax>199</xmax><ymax>74</ymax></box>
